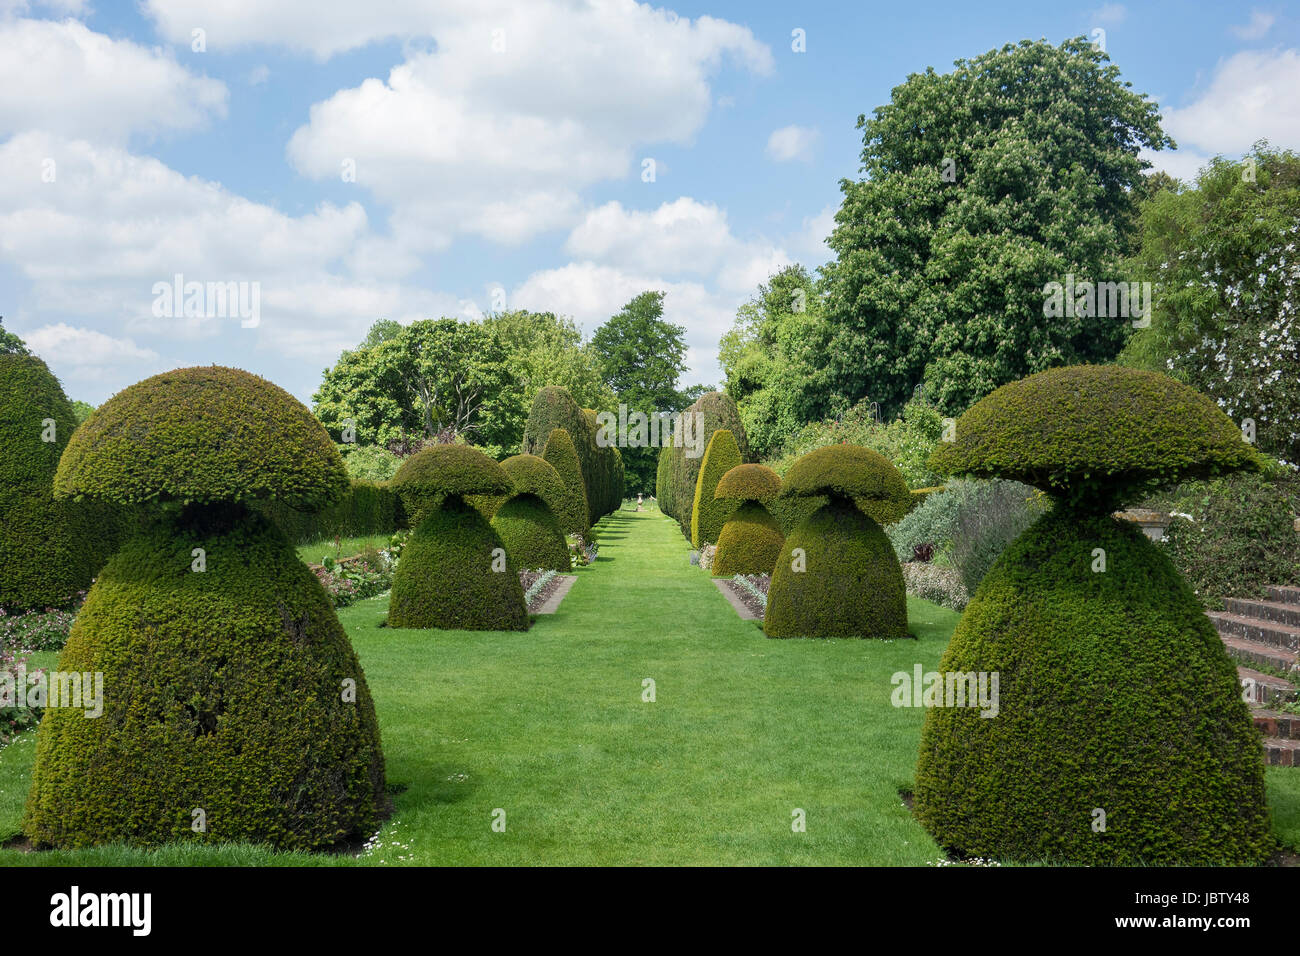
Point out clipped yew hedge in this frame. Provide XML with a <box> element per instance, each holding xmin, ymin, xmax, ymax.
<box><xmin>541</xmin><ymin>428</ymin><xmax>589</xmax><ymax>538</ymax></box>
<box><xmin>26</xmin><ymin>366</ymin><xmax>385</xmax><ymax>851</ymax></box>
<box><xmin>671</xmin><ymin>391</ymin><xmax>750</xmax><ymax>538</ymax></box>
<box><xmin>915</xmin><ymin>364</ymin><xmax>1272</xmax><ymax>865</ymax></box>
<box><xmin>691</xmin><ymin>429</ymin><xmax>742</xmax><ymax>548</ymax></box>
<box><xmin>522</xmin><ymin>387</ymin><xmax>603</xmax><ymax>524</ymax></box>
<box><xmin>253</xmin><ymin>478</ymin><xmax>402</xmax><ymax>545</ymax></box>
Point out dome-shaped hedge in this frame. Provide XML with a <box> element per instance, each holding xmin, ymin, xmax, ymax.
<box><xmin>391</xmin><ymin>443</ymin><xmax>513</xmax><ymax>501</ymax></box>
<box><xmin>782</xmin><ymin>444</ymin><xmax>912</xmax><ymax>503</ymax></box>
<box><xmin>388</xmin><ymin>497</ymin><xmax>529</xmax><ymax>630</ymax></box>
<box><xmin>714</xmin><ymin>463</ymin><xmax>782</xmax><ymax>504</ymax></box>
<box><xmin>491</xmin><ymin>493</ymin><xmax>570</xmax><ymax>572</ymax></box>
<box><xmin>764</xmin><ymin>498</ymin><xmax>908</xmax><ymax>638</ymax></box>
<box><xmin>691</xmin><ymin>429</ymin><xmax>742</xmax><ymax>548</ymax></box>
<box><xmin>914</xmin><ymin>508</ymin><xmax>1272</xmax><ymax>864</ymax></box>
<box><xmin>0</xmin><ymin>355</ymin><xmax>123</xmax><ymax>609</ymax></box>
<box><xmin>501</xmin><ymin>454</ymin><xmax>568</xmax><ymax>518</ymax></box>
<box><xmin>23</xmin><ymin>504</ymin><xmax>386</xmax><ymax>849</ymax></box>
<box><xmin>541</xmin><ymin>428</ymin><xmax>589</xmax><ymax>537</ymax></box>
<box><xmin>713</xmin><ymin>502</ymin><xmax>783</xmax><ymax>577</ymax></box>
<box><xmin>55</xmin><ymin>366</ymin><xmax>348</xmax><ymax>511</ymax></box>
<box><xmin>671</xmin><ymin>391</ymin><xmax>750</xmax><ymax>537</ymax></box>
<box><xmin>522</xmin><ymin>386</ymin><xmax>602</xmax><ymax>523</ymax></box>
<box><xmin>929</xmin><ymin>365</ymin><xmax>1262</xmax><ymax>510</ymax></box>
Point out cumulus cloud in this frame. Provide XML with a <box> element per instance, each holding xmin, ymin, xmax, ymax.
<box><xmin>766</xmin><ymin>125</ymin><xmax>818</xmax><ymax>163</ymax></box>
<box><xmin>0</xmin><ymin>17</ymin><xmax>227</xmax><ymax>142</ymax></box>
<box><xmin>1154</xmin><ymin>48</ymin><xmax>1300</xmax><ymax>176</ymax></box>
<box><xmin>22</xmin><ymin>324</ymin><xmax>161</xmax><ymax>382</ymax></box>
<box><xmin>286</xmin><ymin>2</ymin><xmax>772</xmax><ymax>246</ymax></box>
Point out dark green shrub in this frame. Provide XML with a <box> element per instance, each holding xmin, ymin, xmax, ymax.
<box><xmin>764</xmin><ymin>445</ymin><xmax>910</xmax><ymax>639</ymax></box>
<box><xmin>253</xmin><ymin>478</ymin><xmax>401</xmax><ymax>545</ymax></box>
<box><xmin>491</xmin><ymin>494</ymin><xmax>570</xmax><ymax>571</ymax></box>
<box><xmin>387</xmin><ymin>444</ymin><xmax>526</xmax><ymax>630</ymax></box>
<box><xmin>28</xmin><ymin>364</ymin><xmax>385</xmax><ymax>851</ymax></box>
<box><xmin>1157</xmin><ymin>471</ymin><xmax>1300</xmax><ymax>607</ymax></box>
<box><xmin>691</xmin><ymin>429</ymin><xmax>742</xmax><ymax>548</ymax></box>
<box><xmin>764</xmin><ymin>499</ymin><xmax>908</xmax><ymax>638</ymax></box>
<box><xmin>672</xmin><ymin>391</ymin><xmax>750</xmax><ymax>537</ymax></box>
<box><xmin>713</xmin><ymin>501</ymin><xmax>783</xmax><ymax>577</ymax></box>
<box><xmin>656</xmin><ymin>444</ymin><xmax>678</xmax><ymax>518</ymax></box>
<box><xmin>712</xmin><ymin>464</ymin><xmax>783</xmax><ymax>576</ymax></box>
<box><xmin>0</xmin><ymin>354</ymin><xmax>122</xmax><ymax>609</ymax></box>
<box><xmin>914</xmin><ymin>509</ymin><xmax>1272</xmax><ymax>864</ymax></box>
<box><xmin>501</xmin><ymin>454</ymin><xmax>568</xmax><ymax>517</ymax></box>
<box><xmin>24</xmin><ymin>504</ymin><xmax>386</xmax><ymax>850</ymax></box>
<box><xmin>56</xmin><ymin>366</ymin><xmax>349</xmax><ymax>510</ymax></box>
<box><xmin>917</xmin><ymin>363</ymin><xmax>1270</xmax><ymax>865</ymax></box>
<box><xmin>389</xmin><ymin>497</ymin><xmax>528</xmax><ymax>629</ymax></box>
<box><xmin>929</xmin><ymin>365</ymin><xmax>1263</xmax><ymax>511</ymax></box>
<box><xmin>522</xmin><ymin>387</ymin><xmax>601</xmax><ymax>524</ymax></box>
<box><xmin>541</xmin><ymin>428</ymin><xmax>589</xmax><ymax>538</ymax></box>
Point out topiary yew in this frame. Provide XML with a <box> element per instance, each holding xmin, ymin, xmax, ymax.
<box><xmin>712</xmin><ymin>464</ymin><xmax>784</xmax><ymax>577</ymax></box>
<box><xmin>691</xmin><ymin>429</ymin><xmax>742</xmax><ymax>548</ymax></box>
<box><xmin>914</xmin><ymin>364</ymin><xmax>1272</xmax><ymax>864</ymax></box>
<box><xmin>764</xmin><ymin>445</ymin><xmax>910</xmax><ymax>639</ymax></box>
<box><xmin>541</xmin><ymin>428</ymin><xmax>589</xmax><ymax>538</ymax></box>
<box><xmin>493</xmin><ymin>455</ymin><xmax>571</xmax><ymax>571</ymax></box>
<box><xmin>25</xmin><ymin>366</ymin><xmax>385</xmax><ymax>851</ymax></box>
<box><xmin>672</xmin><ymin>391</ymin><xmax>750</xmax><ymax>537</ymax></box>
<box><xmin>0</xmin><ymin>354</ymin><xmax>122</xmax><ymax>609</ymax></box>
<box><xmin>387</xmin><ymin>444</ymin><xmax>527</xmax><ymax>630</ymax></box>
<box><xmin>522</xmin><ymin>387</ymin><xmax>601</xmax><ymax>524</ymax></box>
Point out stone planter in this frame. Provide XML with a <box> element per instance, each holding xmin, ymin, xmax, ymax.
<box><xmin>1114</xmin><ymin>508</ymin><xmax>1172</xmax><ymax>542</ymax></box>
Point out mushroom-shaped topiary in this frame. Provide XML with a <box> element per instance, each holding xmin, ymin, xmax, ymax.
<box><xmin>387</xmin><ymin>444</ymin><xmax>527</xmax><ymax>630</ymax></box>
<box><xmin>914</xmin><ymin>365</ymin><xmax>1272</xmax><ymax>865</ymax></box>
<box><xmin>540</xmin><ymin>428</ymin><xmax>590</xmax><ymax>538</ymax></box>
<box><xmin>690</xmin><ymin>429</ymin><xmax>742</xmax><ymax>548</ymax></box>
<box><xmin>764</xmin><ymin>445</ymin><xmax>911</xmax><ymax>639</ymax></box>
<box><xmin>711</xmin><ymin>464</ymin><xmax>784</xmax><ymax>577</ymax></box>
<box><xmin>24</xmin><ymin>366</ymin><xmax>385</xmax><ymax>851</ymax></box>
<box><xmin>492</xmin><ymin>455</ymin><xmax>571</xmax><ymax>571</ymax></box>
<box><xmin>0</xmin><ymin>354</ymin><xmax>122</xmax><ymax>609</ymax></box>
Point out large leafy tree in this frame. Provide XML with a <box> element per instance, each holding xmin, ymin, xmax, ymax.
<box><xmin>0</xmin><ymin>317</ymin><xmax>29</xmax><ymax>355</ymax></box>
<box><xmin>719</xmin><ymin>264</ymin><xmax>836</xmax><ymax>458</ymax></box>
<box><xmin>821</xmin><ymin>37</ymin><xmax>1172</xmax><ymax>417</ymax></box>
<box><xmin>590</xmin><ymin>291</ymin><xmax>691</xmax><ymax>493</ymax></box>
<box><xmin>313</xmin><ymin>312</ymin><xmax>613</xmax><ymax>459</ymax></box>
<box><xmin>1121</xmin><ymin>145</ymin><xmax>1300</xmax><ymax>465</ymax></box>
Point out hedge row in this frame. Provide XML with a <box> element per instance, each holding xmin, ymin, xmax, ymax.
<box><xmin>253</xmin><ymin>479</ymin><xmax>403</xmax><ymax>545</ymax></box>
<box><xmin>657</xmin><ymin>391</ymin><xmax>750</xmax><ymax>539</ymax></box>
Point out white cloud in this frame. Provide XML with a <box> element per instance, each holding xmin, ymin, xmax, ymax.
<box><xmin>1231</xmin><ymin>9</ymin><xmax>1275</xmax><ymax>40</ymax></box>
<box><xmin>1092</xmin><ymin>4</ymin><xmax>1127</xmax><ymax>25</ymax></box>
<box><xmin>23</xmin><ymin>324</ymin><xmax>161</xmax><ymax>381</ymax></box>
<box><xmin>1161</xmin><ymin>49</ymin><xmax>1300</xmax><ymax>159</ymax></box>
<box><xmin>286</xmin><ymin>2</ymin><xmax>771</xmax><ymax>246</ymax></box>
<box><xmin>766</xmin><ymin>125</ymin><xmax>818</xmax><ymax>163</ymax></box>
<box><xmin>0</xmin><ymin>17</ymin><xmax>227</xmax><ymax>142</ymax></box>
<box><xmin>0</xmin><ymin>131</ymin><xmax>451</xmax><ymax>400</ymax></box>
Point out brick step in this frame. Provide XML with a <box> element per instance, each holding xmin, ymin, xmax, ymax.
<box><xmin>1219</xmin><ymin>633</ymin><xmax>1298</xmax><ymax>673</ymax></box>
<box><xmin>1253</xmin><ymin>710</ymin><xmax>1300</xmax><ymax>740</ymax></box>
<box><xmin>1238</xmin><ymin>666</ymin><xmax>1298</xmax><ymax>706</ymax></box>
<box><xmin>1263</xmin><ymin>737</ymin><xmax>1300</xmax><ymax>767</ymax></box>
<box><xmin>1269</xmin><ymin>586</ymin><xmax>1300</xmax><ymax>605</ymax></box>
<box><xmin>1207</xmin><ymin>611</ymin><xmax>1300</xmax><ymax>651</ymax></box>
<box><xmin>1225</xmin><ymin>597</ymin><xmax>1300</xmax><ymax>628</ymax></box>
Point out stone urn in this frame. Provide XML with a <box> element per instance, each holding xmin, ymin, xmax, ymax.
<box><xmin>1114</xmin><ymin>508</ymin><xmax>1172</xmax><ymax>542</ymax></box>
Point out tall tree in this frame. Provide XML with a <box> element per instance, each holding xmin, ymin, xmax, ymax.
<box><xmin>821</xmin><ymin>37</ymin><xmax>1172</xmax><ymax>417</ymax></box>
<box><xmin>590</xmin><ymin>291</ymin><xmax>690</xmax><ymax>493</ymax></box>
<box><xmin>0</xmin><ymin>317</ymin><xmax>29</xmax><ymax>355</ymax></box>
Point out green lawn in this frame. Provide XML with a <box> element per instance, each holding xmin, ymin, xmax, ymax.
<box><xmin>2</xmin><ymin>503</ymin><xmax>1297</xmax><ymax>865</ymax></box>
<box><xmin>295</xmin><ymin>533</ymin><xmax>393</xmax><ymax>567</ymax></box>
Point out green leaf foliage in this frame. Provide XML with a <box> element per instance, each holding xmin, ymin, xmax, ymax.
<box><xmin>540</xmin><ymin>428</ymin><xmax>589</xmax><ymax>538</ymax></box>
<box><xmin>672</xmin><ymin>390</ymin><xmax>750</xmax><ymax>538</ymax></box>
<box><xmin>691</xmin><ymin>429</ymin><xmax>742</xmax><ymax>548</ymax></box>
<box><xmin>386</xmin><ymin>497</ymin><xmax>528</xmax><ymax>630</ymax></box>
<box><xmin>914</xmin><ymin>508</ymin><xmax>1272</xmax><ymax>864</ymax></box>
<box><xmin>712</xmin><ymin>501</ymin><xmax>783</xmax><ymax>577</ymax></box>
<box><xmin>55</xmin><ymin>366</ymin><xmax>349</xmax><ymax>511</ymax></box>
<box><xmin>764</xmin><ymin>499</ymin><xmax>908</xmax><ymax>639</ymax></box>
<box><xmin>23</xmin><ymin>504</ymin><xmax>386</xmax><ymax>850</ymax></box>
<box><xmin>929</xmin><ymin>365</ymin><xmax>1262</xmax><ymax>511</ymax></box>
<box><xmin>491</xmin><ymin>493</ymin><xmax>571</xmax><ymax>572</ymax></box>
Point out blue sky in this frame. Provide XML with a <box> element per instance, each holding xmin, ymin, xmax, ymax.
<box><xmin>1</xmin><ymin>0</ymin><xmax>1296</xmax><ymax>407</ymax></box>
